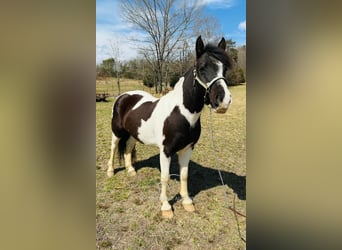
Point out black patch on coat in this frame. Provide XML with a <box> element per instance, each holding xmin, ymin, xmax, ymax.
<box><xmin>162</xmin><ymin>106</ymin><xmax>201</xmax><ymax>157</ymax></box>
<box><xmin>123</xmin><ymin>99</ymin><xmax>159</xmax><ymax>141</ymax></box>
<box><xmin>111</xmin><ymin>94</ymin><xmax>142</xmax><ymax>138</ymax></box>
<box><xmin>182</xmin><ymin>70</ymin><xmax>206</xmax><ymax>113</ymax></box>
<box><xmin>207</xmin><ymin>83</ymin><xmax>225</xmax><ymax>109</ymax></box>
<box><xmin>111</xmin><ymin>93</ymin><xmax>158</xmax><ymax>162</ymax></box>
<box><xmin>111</xmin><ymin>93</ymin><xmax>158</xmax><ymax>143</ymax></box>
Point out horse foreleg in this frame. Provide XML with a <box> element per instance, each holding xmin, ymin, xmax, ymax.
<box><xmin>124</xmin><ymin>136</ymin><xmax>137</xmax><ymax>176</ymax></box>
<box><xmin>178</xmin><ymin>147</ymin><xmax>195</xmax><ymax>212</ymax></box>
<box><xmin>107</xmin><ymin>133</ymin><xmax>119</xmax><ymax>177</ymax></box>
<box><xmin>159</xmin><ymin>150</ymin><xmax>173</xmax><ymax>218</ymax></box>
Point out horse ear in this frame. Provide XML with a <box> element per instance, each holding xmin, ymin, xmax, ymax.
<box><xmin>196</xmin><ymin>35</ymin><xmax>204</xmax><ymax>58</ymax></box>
<box><xmin>218</xmin><ymin>37</ymin><xmax>226</xmax><ymax>51</ymax></box>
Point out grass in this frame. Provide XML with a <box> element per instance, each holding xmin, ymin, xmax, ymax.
<box><xmin>96</xmin><ymin>77</ymin><xmax>246</xmax><ymax>249</ymax></box>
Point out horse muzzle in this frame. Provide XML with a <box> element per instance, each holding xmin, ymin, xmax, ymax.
<box><xmin>214</xmin><ymin>105</ymin><xmax>228</xmax><ymax>113</ymax></box>
<box><xmin>214</xmin><ymin>98</ymin><xmax>232</xmax><ymax>113</ymax></box>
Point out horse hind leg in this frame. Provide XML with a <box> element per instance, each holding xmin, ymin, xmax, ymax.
<box><xmin>123</xmin><ymin>136</ymin><xmax>137</xmax><ymax>176</ymax></box>
<box><xmin>107</xmin><ymin>133</ymin><xmax>119</xmax><ymax>177</ymax></box>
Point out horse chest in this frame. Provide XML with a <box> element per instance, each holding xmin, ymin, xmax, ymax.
<box><xmin>161</xmin><ymin>106</ymin><xmax>201</xmax><ymax>157</ymax></box>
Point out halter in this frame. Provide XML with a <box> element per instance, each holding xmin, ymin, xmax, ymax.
<box><xmin>192</xmin><ymin>68</ymin><xmax>227</xmax><ymax>90</ymax></box>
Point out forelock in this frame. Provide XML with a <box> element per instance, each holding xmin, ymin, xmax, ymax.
<box><xmin>203</xmin><ymin>43</ymin><xmax>232</xmax><ymax>69</ymax></box>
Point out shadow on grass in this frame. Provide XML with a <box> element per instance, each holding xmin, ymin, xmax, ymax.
<box><xmin>116</xmin><ymin>154</ymin><xmax>246</xmax><ymax>202</ymax></box>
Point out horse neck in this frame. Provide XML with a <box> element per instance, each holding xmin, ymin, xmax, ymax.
<box><xmin>181</xmin><ymin>67</ymin><xmax>206</xmax><ymax>114</ymax></box>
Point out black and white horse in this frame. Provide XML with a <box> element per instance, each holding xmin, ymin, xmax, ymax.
<box><xmin>107</xmin><ymin>36</ymin><xmax>232</xmax><ymax>218</ymax></box>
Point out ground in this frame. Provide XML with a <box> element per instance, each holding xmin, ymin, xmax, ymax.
<box><xmin>96</xmin><ymin>78</ymin><xmax>246</xmax><ymax>249</ymax></box>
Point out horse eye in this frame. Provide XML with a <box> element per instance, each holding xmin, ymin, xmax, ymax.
<box><xmin>198</xmin><ymin>62</ymin><xmax>206</xmax><ymax>72</ymax></box>
<box><xmin>199</xmin><ymin>66</ymin><xmax>206</xmax><ymax>73</ymax></box>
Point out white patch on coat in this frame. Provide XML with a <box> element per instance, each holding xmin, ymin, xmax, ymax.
<box><xmin>135</xmin><ymin>77</ymin><xmax>201</xmax><ymax>147</ymax></box>
<box><xmin>127</xmin><ymin>91</ymin><xmax>158</xmax><ymax>110</ymax></box>
<box><xmin>178</xmin><ymin>104</ymin><xmax>200</xmax><ymax>127</ymax></box>
<box><xmin>216</xmin><ymin>61</ymin><xmax>232</xmax><ymax>108</ymax></box>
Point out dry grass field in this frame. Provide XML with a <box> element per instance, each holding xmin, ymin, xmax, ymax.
<box><xmin>96</xmin><ymin>78</ymin><xmax>246</xmax><ymax>249</ymax></box>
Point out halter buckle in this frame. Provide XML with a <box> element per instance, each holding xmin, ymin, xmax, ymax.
<box><xmin>193</xmin><ymin>68</ymin><xmax>197</xmax><ymax>87</ymax></box>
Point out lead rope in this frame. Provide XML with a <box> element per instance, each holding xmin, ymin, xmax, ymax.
<box><xmin>208</xmin><ymin>107</ymin><xmax>246</xmax><ymax>243</ymax></box>
<box><xmin>208</xmin><ymin>107</ymin><xmax>226</xmax><ymax>191</ymax></box>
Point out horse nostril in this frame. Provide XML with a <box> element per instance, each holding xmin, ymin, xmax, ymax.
<box><xmin>216</xmin><ymin>95</ymin><xmax>223</xmax><ymax>104</ymax></box>
<box><xmin>228</xmin><ymin>94</ymin><xmax>232</xmax><ymax>104</ymax></box>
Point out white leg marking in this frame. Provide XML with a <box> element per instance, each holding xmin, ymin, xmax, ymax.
<box><xmin>107</xmin><ymin>133</ymin><xmax>119</xmax><ymax>177</ymax></box>
<box><xmin>178</xmin><ymin>147</ymin><xmax>194</xmax><ymax>207</ymax></box>
<box><xmin>159</xmin><ymin>150</ymin><xmax>172</xmax><ymax>211</ymax></box>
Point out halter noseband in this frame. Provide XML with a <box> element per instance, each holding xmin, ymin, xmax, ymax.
<box><xmin>192</xmin><ymin>68</ymin><xmax>227</xmax><ymax>90</ymax></box>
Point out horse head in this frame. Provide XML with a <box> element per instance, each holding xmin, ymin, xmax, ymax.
<box><xmin>195</xmin><ymin>36</ymin><xmax>232</xmax><ymax>113</ymax></box>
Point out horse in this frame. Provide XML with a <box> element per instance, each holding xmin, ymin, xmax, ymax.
<box><xmin>107</xmin><ymin>36</ymin><xmax>232</xmax><ymax>218</ymax></box>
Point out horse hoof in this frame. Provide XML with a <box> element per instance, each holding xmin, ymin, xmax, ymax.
<box><xmin>107</xmin><ymin>171</ymin><xmax>114</xmax><ymax>177</ymax></box>
<box><xmin>128</xmin><ymin>170</ymin><xmax>136</xmax><ymax>177</ymax></box>
<box><xmin>183</xmin><ymin>203</ymin><xmax>195</xmax><ymax>212</ymax></box>
<box><xmin>162</xmin><ymin>209</ymin><xmax>174</xmax><ymax>219</ymax></box>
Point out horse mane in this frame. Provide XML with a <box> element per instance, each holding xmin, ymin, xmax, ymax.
<box><xmin>203</xmin><ymin>43</ymin><xmax>233</xmax><ymax>69</ymax></box>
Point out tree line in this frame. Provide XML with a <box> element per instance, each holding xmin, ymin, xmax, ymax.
<box><xmin>97</xmin><ymin>43</ymin><xmax>245</xmax><ymax>89</ymax></box>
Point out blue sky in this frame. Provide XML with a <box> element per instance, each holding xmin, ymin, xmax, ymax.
<box><xmin>96</xmin><ymin>0</ymin><xmax>245</xmax><ymax>64</ymax></box>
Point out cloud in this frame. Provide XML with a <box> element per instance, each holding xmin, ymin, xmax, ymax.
<box><xmin>96</xmin><ymin>0</ymin><xmax>146</xmax><ymax>63</ymax></box>
<box><xmin>195</xmin><ymin>0</ymin><xmax>235</xmax><ymax>9</ymax></box>
<box><xmin>96</xmin><ymin>26</ymin><xmax>145</xmax><ymax>64</ymax></box>
<box><xmin>238</xmin><ymin>20</ymin><xmax>246</xmax><ymax>31</ymax></box>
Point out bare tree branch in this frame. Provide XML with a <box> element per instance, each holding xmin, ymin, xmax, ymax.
<box><xmin>119</xmin><ymin>0</ymin><xmax>205</xmax><ymax>93</ymax></box>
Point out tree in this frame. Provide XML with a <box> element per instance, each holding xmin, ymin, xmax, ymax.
<box><xmin>108</xmin><ymin>39</ymin><xmax>123</xmax><ymax>95</ymax></box>
<box><xmin>237</xmin><ymin>45</ymin><xmax>246</xmax><ymax>80</ymax></box>
<box><xmin>102</xmin><ymin>58</ymin><xmax>115</xmax><ymax>77</ymax></box>
<box><xmin>120</xmin><ymin>0</ymin><xmax>204</xmax><ymax>93</ymax></box>
<box><xmin>96</xmin><ymin>64</ymin><xmax>106</xmax><ymax>78</ymax></box>
<box><xmin>193</xmin><ymin>15</ymin><xmax>224</xmax><ymax>42</ymax></box>
<box><xmin>222</xmin><ymin>40</ymin><xmax>246</xmax><ymax>86</ymax></box>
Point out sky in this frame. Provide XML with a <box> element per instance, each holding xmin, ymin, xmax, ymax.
<box><xmin>96</xmin><ymin>0</ymin><xmax>246</xmax><ymax>64</ymax></box>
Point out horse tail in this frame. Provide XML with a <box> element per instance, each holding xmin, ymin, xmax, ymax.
<box><xmin>131</xmin><ymin>145</ymin><xmax>137</xmax><ymax>164</ymax></box>
<box><xmin>118</xmin><ymin>132</ymin><xmax>129</xmax><ymax>164</ymax></box>
<box><xmin>117</xmin><ymin>133</ymin><xmax>137</xmax><ymax>164</ymax></box>
<box><xmin>112</xmin><ymin>94</ymin><xmax>137</xmax><ymax>165</ymax></box>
